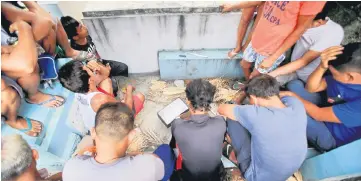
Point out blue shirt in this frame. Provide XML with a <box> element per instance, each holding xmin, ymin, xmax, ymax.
<box><xmin>233</xmin><ymin>97</ymin><xmax>307</xmax><ymax>181</ymax></box>
<box><xmin>324</xmin><ymin>76</ymin><xmax>361</xmax><ymax>146</ymax></box>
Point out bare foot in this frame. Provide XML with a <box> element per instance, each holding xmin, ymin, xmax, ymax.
<box><xmin>7</xmin><ymin>117</ymin><xmax>43</xmax><ymax>137</ymax></box>
<box><xmin>27</xmin><ymin>92</ymin><xmax>65</xmax><ymax>108</ymax></box>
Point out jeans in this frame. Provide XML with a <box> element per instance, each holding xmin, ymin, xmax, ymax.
<box><xmin>154</xmin><ymin>144</ymin><xmax>176</xmax><ymax>181</ymax></box>
<box><xmin>287</xmin><ymin>79</ymin><xmax>336</xmax><ymax>152</ymax></box>
<box><xmin>226</xmin><ymin>119</ymin><xmax>251</xmax><ymax>175</ymax></box>
<box><xmin>102</xmin><ymin>59</ymin><xmax>128</xmax><ymax>77</ymax></box>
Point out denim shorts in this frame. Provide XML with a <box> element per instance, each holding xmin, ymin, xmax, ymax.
<box><xmin>243</xmin><ymin>43</ymin><xmax>285</xmax><ymax>74</ymax></box>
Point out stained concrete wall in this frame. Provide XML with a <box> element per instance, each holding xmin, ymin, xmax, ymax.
<box><xmin>82</xmin><ymin>2</ymin><xmax>360</xmax><ymax>74</ymax></box>
<box><xmin>82</xmin><ymin>2</ymin><xmax>243</xmax><ymax>74</ymax></box>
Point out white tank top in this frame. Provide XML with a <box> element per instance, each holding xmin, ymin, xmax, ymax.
<box><xmin>76</xmin><ymin>92</ymin><xmax>103</xmax><ymax>130</ymax></box>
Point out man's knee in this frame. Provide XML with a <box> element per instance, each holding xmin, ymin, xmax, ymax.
<box><xmin>286</xmin><ymin>79</ymin><xmax>304</xmax><ymax>92</ymax></box>
<box><xmin>240</xmin><ymin>60</ymin><xmax>252</xmax><ymax>69</ymax></box>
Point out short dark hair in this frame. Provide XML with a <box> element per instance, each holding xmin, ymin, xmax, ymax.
<box><xmin>95</xmin><ymin>102</ymin><xmax>134</xmax><ymax>141</ymax></box>
<box><xmin>245</xmin><ymin>74</ymin><xmax>280</xmax><ymax>99</ymax></box>
<box><xmin>60</xmin><ymin>16</ymin><xmax>79</xmax><ymax>39</ymax></box>
<box><xmin>314</xmin><ymin>2</ymin><xmax>330</xmax><ymax>21</ymax></box>
<box><xmin>185</xmin><ymin>79</ymin><xmax>216</xmax><ymax>111</ymax></box>
<box><xmin>58</xmin><ymin>61</ymin><xmax>90</xmax><ymax>93</ymax></box>
<box><xmin>330</xmin><ymin>42</ymin><xmax>361</xmax><ymax>74</ymax></box>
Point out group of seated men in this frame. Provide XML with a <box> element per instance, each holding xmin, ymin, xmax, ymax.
<box><xmin>1</xmin><ymin>1</ymin><xmax>361</xmax><ymax>181</ymax></box>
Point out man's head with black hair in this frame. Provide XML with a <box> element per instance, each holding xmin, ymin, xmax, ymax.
<box><xmin>329</xmin><ymin>42</ymin><xmax>361</xmax><ymax>84</ymax></box>
<box><xmin>185</xmin><ymin>79</ymin><xmax>216</xmax><ymax>112</ymax></box>
<box><xmin>245</xmin><ymin>74</ymin><xmax>281</xmax><ymax>105</ymax></box>
<box><xmin>60</xmin><ymin>16</ymin><xmax>88</xmax><ymax>41</ymax></box>
<box><xmin>58</xmin><ymin>61</ymin><xmax>91</xmax><ymax>93</ymax></box>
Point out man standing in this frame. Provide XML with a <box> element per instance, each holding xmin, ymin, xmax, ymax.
<box><xmin>222</xmin><ymin>1</ymin><xmax>326</xmax><ymax>80</ymax></box>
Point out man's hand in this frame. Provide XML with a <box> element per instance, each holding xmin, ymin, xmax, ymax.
<box><xmin>259</xmin><ymin>56</ymin><xmax>277</xmax><ymax>69</ymax></box>
<box><xmin>268</xmin><ymin>71</ymin><xmax>277</xmax><ymax>78</ymax></box>
<box><xmin>279</xmin><ymin>91</ymin><xmax>296</xmax><ymax>98</ymax></box>
<box><xmin>87</xmin><ymin>60</ymin><xmax>111</xmax><ymax>78</ymax></box>
<box><xmin>320</xmin><ymin>46</ymin><xmax>344</xmax><ymax>69</ymax></box>
<box><xmin>220</xmin><ymin>4</ymin><xmax>235</xmax><ymax>13</ymax></box>
<box><xmin>83</xmin><ymin>60</ymin><xmax>111</xmax><ymax>86</ymax></box>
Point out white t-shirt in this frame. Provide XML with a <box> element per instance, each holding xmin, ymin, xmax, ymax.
<box><xmin>63</xmin><ymin>154</ymin><xmax>164</xmax><ymax>181</ymax></box>
<box><xmin>292</xmin><ymin>18</ymin><xmax>344</xmax><ymax>82</ymax></box>
<box><xmin>75</xmin><ymin>92</ymin><xmax>103</xmax><ymax>130</ymax></box>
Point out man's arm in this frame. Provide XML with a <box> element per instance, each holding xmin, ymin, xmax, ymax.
<box><xmin>305</xmin><ymin>65</ymin><xmax>328</xmax><ymax>93</ymax></box>
<box><xmin>1</xmin><ymin>21</ymin><xmax>37</xmax><ymax>74</ymax></box>
<box><xmin>269</xmin><ymin>50</ymin><xmax>321</xmax><ymax>77</ymax></box>
<box><xmin>217</xmin><ymin>104</ymin><xmax>237</xmax><ymax>120</ymax></box>
<box><xmin>261</xmin><ymin>15</ymin><xmax>316</xmax><ymax>68</ymax></box>
<box><xmin>221</xmin><ymin>1</ymin><xmax>262</xmax><ymax>12</ymax></box>
<box><xmin>90</xmin><ymin>93</ymin><xmax>117</xmax><ymax>113</ymax></box>
<box><xmin>306</xmin><ymin>46</ymin><xmax>344</xmax><ymax>92</ymax></box>
<box><xmin>281</xmin><ymin>92</ymin><xmax>341</xmax><ymax>123</ymax></box>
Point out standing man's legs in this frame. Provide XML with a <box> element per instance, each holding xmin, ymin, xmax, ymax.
<box><xmin>228</xmin><ymin>7</ymin><xmax>256</xmax><ymax>58</ymax></box>
<box><xmin>226</xmin><ymin>119</ymin><xmax>251</xmax><ymax>175</ymax></box>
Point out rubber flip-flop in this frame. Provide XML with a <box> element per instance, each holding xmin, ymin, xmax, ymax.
<box><xmin>26</xmin><ymin>95</ymin><xmax>65</xmax><ymax>108</ymax></box>
<box><xmin>18</xmin><ymin>118</ymin><xmax>46</xmax><ymax>139</ymax></box>
<box><xmin>232</xmin><ymin>82</ymin><xmax>246</xmax><ymax>91</ymax></box>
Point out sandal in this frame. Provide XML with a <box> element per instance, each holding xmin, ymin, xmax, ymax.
<box><xmin>26</xmin><ymin>95</ymin><xmax>65</xmax><ymax>108</ymax></box>
<box><xmin>232</xmin><ymin>81</ymin><xmax>246</xmax><ymax>91</ymax></box>
<box><xmin>18</xmin><ymin>117</ymin><xmax>46</xmax><ymax>139</ymax></box>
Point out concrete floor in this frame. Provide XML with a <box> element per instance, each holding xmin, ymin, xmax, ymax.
<box><xmin>115</xmin><ymin>75</ymin><xmax>177</xmax><ymax>152</ymax></box>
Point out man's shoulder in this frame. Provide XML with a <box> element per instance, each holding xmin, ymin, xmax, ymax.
<box><xmin>209</xmin><ymin>115</ymin><xmax>226</xmax><ymax>126</ymax></box>
<box><xmin>65</xmin><ymin>155</ymin><xmax>92</xmax><ymax>166</ymax></box>
<box><xmin>63</xmin><ymin>155</ymin><xmax>92</xmax><ymax>176</ymax></box>
<box><xmin>130</xmin><ymin>154</ymin><xmax>164</xmax><ymax>170</ymax></box>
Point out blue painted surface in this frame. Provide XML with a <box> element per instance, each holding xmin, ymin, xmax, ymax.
<box><xmin>301</xmin><ymin>139</ymin><xmax>361</xmax><ymax>180</ymax></box>
<box><xmin>1</xmin><ymin>58</ymin><xmax>81</xmax><ymax>170</ymax></box>
<box><xmin>159</xmin><ymin>49</ymin><xmax>244</xmax><ymax>80</ymax></box>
